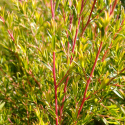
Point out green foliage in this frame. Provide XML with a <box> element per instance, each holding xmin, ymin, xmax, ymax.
<box><xmin>0</xmin><ymin>0</ymin><xmax>125</xmax><ymax>124</ymax></box>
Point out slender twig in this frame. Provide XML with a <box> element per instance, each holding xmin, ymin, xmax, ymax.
<box><xmin>59</xmin><ymin>12</ymin><xmax>73</xmax><ymax>123</ymax></box>
<box><xmin>80</xmin><ymin>0</ymin><xmax>88</xmax><ymax>15</ymax></box>
<box><xmin>27</xmin><ymin>69</ymin><xmax>41</xmax><ymax>89</ymax></box>
<box><xmin>50</xmin><ymin>1</ymin><xmax>58</xmax><ymax>124</ymax></box>
<box><xmin>8</xmin><ymin>118</ymin><xmax>13</xmax><ymax>124</ymax></box>
<box><xmin>71</xmin><ymin>16</ymin><xmax>81</xmax><ymax>55</ymax></box>
<box><xmin>71</xmin><ymin>0</ymin><xmax>89</xmax><ymax>62</ymax></box>
<box><xmin>0</xmin><ymin>67</ymin><xmax>6</xmax><ymax>75</ymax></box>
<box><xmin>101</xmin><ymin>0</ymin><xmax>120</xmax><ymax>62</ymax></box>
<box><xmin>0</xmin><ymin>16</ymin><xmax>5</xmax><ymax>23</ymax></box>
<box><xmin>53</xmin><ymin>52</ymin><xmax>58</xmax><ymax>124</ymax></box>
<box><xmin>8</xmin><ymin>30</ymin><xmax>15</xmax><ymax>42</ymax></box>
<box><xmin>113</xmin><ymin>19</ymin><xmax>125</xmax><ymax>39</ymax></box>
<box><xmin>107</xmin><ymin>68</ymin><xmax>125</xmax><ymax>85</ymax></box>
<box><xmin>0</xmin><ymin>16</ymin><xmax>16</xmax><ymax>44</ymax></box>
<box><xmin>98</xmin><ymin>114</ymin><xmax>123</xmax><ymax>120</ymax></box>
<box><xmin>83</xmin><ymin>67</ymin><xmax>125</xmax><ymax>103</ymax></box>
<box><xmin>83</xmin><ymin>68</ymin><xmax>88</xmax><ymax>81</ymax></box>
<box><xmin>77</xmin><ymin>41</ymin><xmax>103</xmax><ymax>118</ymax></box>
<box><xmin>102</xmin><ymin>18</ymin><xmax>125</xmax><ymax>62</ymax></box>
<box><xmin>102</xmin><ymin>42</ymin><xmax>112</xmax><ymax>62</ymax></box>
<box><xmin>80</xmin><ymin>0</ymin><xmax>96</xmax><ymax>37</ymax></box>
<box><xmin>90</xmin><ymin>6</ymin><xmax>106</xmax><ymax>22</ymax></box>
<box><xmin>50</xmin><ymin>0</ymin><xmax>54</xmax><ymax>20</ymax></box>
<box><xmin>110</xmin><ymin>0</ymin><xmax>118</xmax><ymax>16</ymax></box>
<box><xmin>62</xmin><ymin>77</ymin><xmax>69</xmax><ymax>104</ymax></box>
<box><xmin>0</xmin><ymin>16</ymin><xmax>14</xmax><ymax>43</ymax></box>
<box><xmin>60</xmin><ymin>0</ymin><xmax>97</xmax><ymax>122</ymax></box>
<box><xmin>57</xmin><ymin>70</ymin><xmax>70</xmax><ymax>87</ymax></box>
<box><xmin>59</xmin><ymin>76</ymin><xmax>69</xmax><ymax>122</ymax></box>
<box><xmin>47</xmin><ymin>63</ymin><xmax>53</xmax><ymax>71</ymax></box>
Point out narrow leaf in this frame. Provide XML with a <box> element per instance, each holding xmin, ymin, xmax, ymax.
<box><xmin>0</xmin><ymin>102</ymin><xmax>5</xmax><ymax>110</ymax></box>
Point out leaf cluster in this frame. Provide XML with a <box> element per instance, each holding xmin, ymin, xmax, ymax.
<box><xmin>0</xmin><ymin>0</ymin><xmax>125</xmax><ymax>124</ymax></box>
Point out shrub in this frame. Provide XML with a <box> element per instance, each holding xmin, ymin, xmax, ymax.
<box><xmin>0</xmin><ymin>0</ymin><xmax>125</xmax><ymax>124</ymax></box>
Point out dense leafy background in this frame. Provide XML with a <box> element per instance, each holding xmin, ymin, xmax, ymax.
<box><xmin>0</xmin><ymin>0</ymin><xmax>125</xmax><ymax>125</ymax></box>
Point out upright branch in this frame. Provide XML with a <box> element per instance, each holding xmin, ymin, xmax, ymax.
<box><xmin>77</xmin><ymin>41</ymin><xmax>103</xmax><ymax>118</ymax></box>
<box><xmin>102</xmin><ymin>0</ymin><xmax>123</xmax><ymax>62</ymax></box>
<box><xmin>53</xmin><ymin>52</ymin><xmax>58</xmax><ymax>125</ymax></box>
<box><xmin>71</xmin><ymin>0</ymin><xmax>89</xmax><ymax>62</ymax></box>
<box><xmin>60</xmin><ymin>0</ymin><xmax>87</xmax><ymax>122</ymax></box>
<box><xmin>60</xmin><ymin>0</ymin><xmax>97</xmax><ymax>121</ymax></box>
<box><xmin>50</xmin><ymin>0</ymin><xmax>55</xmax><ymax>20</ymax></box>
<box><xmin>110</xmin><ymin>0</ymin><xmax>118</xmax><ymax>16</ymax></box>
<box><xmin>59</xmin><ymin>9</ymin><xmax>73</xmax><ymax>123</ymax></box>
<box><xmin>80</xmin><ymin>0</ymin><xmax>88</xmax><ymax>15</ymax></box>
<box><xmin>59</xmin><ymin>76</ymin><xmax>69</xmax><ymax>122</ymax></box>
<box><xmin>50</xmin><ymin>1</ymin><xmax>58</xmax><ymax>124</ymax></box>
<box><xmin>80</xmin><ymin>0</ymin><xmax>96</xmax><ymax>37</ymax></box>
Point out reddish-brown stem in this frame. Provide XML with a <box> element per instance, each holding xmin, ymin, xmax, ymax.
<box><xmin>85</xmin><ymin>90</ymin><xmax>99</xmax><ymax>100</ymax></box>
<box><xmin>70</xmin><ymin>16</ymin><xmax>81</xmax><ymax>63</ymax></box>
<box><xmin>50</xmin><ymin>1</ymin><xmax>58</xmax><ymax>124</ymax></box>
<box><xmin>80</xmin><ymin>0</ymin><xmax>88</xmax><ymax>15</ymax></box>
<box><xmin>57</xmin><ymin>70</ymin><xmax>70</xmax><ymax>87</ymax></box>
<box><xmin>69</xmin><ymin>14</ymin><xmax>73</xmax><ymax>31</ymax></box>
<box><xmin>8</xmin><ymin>30</ymin><xmax>15</xmax><ymax>41</ymax></box>
<box><xmin>1</xmin><ymin>16</ymin><xmax>15</xmax><ymax>43</ymax></box>
<box><xmin>82</xmin><ymin>15</ymin><xmax>84</xmax><ymax>30</ymax></box>
<box><xmin>63</xmin><ymin>8</ymin><xmax>66</xmax><ymax>22</ymax></box>
<box><xmin>59</xmin><ymin>76</ymin><xmax>69</xmax><ymax>123</ymax></box>
<box><xmin>67</xmin><ymin>14</ymin><xmax>73</xmax><ymax>60</ymax></box>
<box><xmin>27</xmin><ymin>69</ymin><xmax>41</xmax><ymax>89</ymax></box>
<box><xmin>90</xmin><ymin>6</ymin><xmax>106</xmax><ymax>22</ymax></box>
<box><xmin>97</xmin><ymin>114</ymin><xmax>123</xmax><ymax>120</ymax></box>
<box><xmin>72</xmin><ymin>16</ymin><xmax>81</xmax><ymax>54</ymax></box>
<box><xmin>80</xmin><ymin>0</ymin><xmax>96</xmax><ymax>37</ymax></box>
<box><xmin>50</xmin><ymin>0</ymin><xmax>54</xmax><ymax>19</ymax></box>
<box><xmin>110</xmin><ymin>4</ymin><xmax>112</xmax><ymax>15</ymax></box>
<box><xmin>102</xmin><ymin>18</ymin><xmax>125</xmax><ymax>62</ymax></box>
<box><xmin>0</xmin><ymin>16</ymin><xmax>5</xmax><ymax>23</ymax></box>
<box><xmin>53</xmin><ymin>52</ymin><xmax>58</xmax><ymax>125</ymax></box>
<box><xmin>106</xmin><ymin>68</ymin><xmax>125</xmax><ymax>86</ymax></box>
<box><xmin>47</xmin><ymin>63</ymin><xmax>53</xmax><ymax>71</ymax></box>
<box><xmin>27</xmin><ymin>78</ymin><xmax>32</xmax><ymax>87</ymax></box>
<box><xmin>102</xmin><ymin>0</ymin><xmax>118</xmax><ymax>61</ymax></box>
<box><xmin>59</xmin><ymin>11</ymin><xmax>73</xmax><ymax>123</ymax></box>
<box><xmin>61</xmin><ymin>12</ymin><xmax>73</xmax><ymax>59</ymax></box>
<box><xmin>0</xmin><ymin>67</ymin><xmax>6</xmax><ymax>75</ymax></box>
<box><xmin>60</xmin><ymin>0</ymin><xmax>96</xmax><ymax>122</ymax></box>
<box><xmin>83</xmin><ymin>68</ymin><xmax>87</xmax><ymax>81</ymax></box>
<box><xmin>113</xmin><ymin>19</ymin><xmax>125</xmax><ymax>39</ymax></box>
<box><xmin>77</xmin><ymin>41</ymin><xmax>103</xmax><ymax>118</ymax></box>
<box><xmin>8</xmin><ymin>118</ymin><xmax>13</xmax><ymax>124</ymax></box>
<box><xmin>63</xmin><ymin>77</ymin><xmax>69</xmax><ymax>101</ymax></box>
<box><xmin>71</xmin><ymin>0</ymin><xmax>90</xmax><ymax>62</ymax></box>
<box><xmin>59</xmin><ymin>13</ymin><xmax>71</xmax><ymax>99</ymax></box>
<box><xmin>83</xmin><ymin>67</ymin><xmax>125</xmax><ymax>101</ymax></box>
<box><xmin>61</xmin><ymin>42</ymin><xmax>67</xmax><ymax>55</ymax></box>
<box><xmin>110</xmin><ymin>0</ymin><xmax>118</xmax><ymax>16</ymax></box>
<box><xmin>102</xmin><ymin>42</ymin><xmax>112</xmax><ymax>62</ymax></box>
